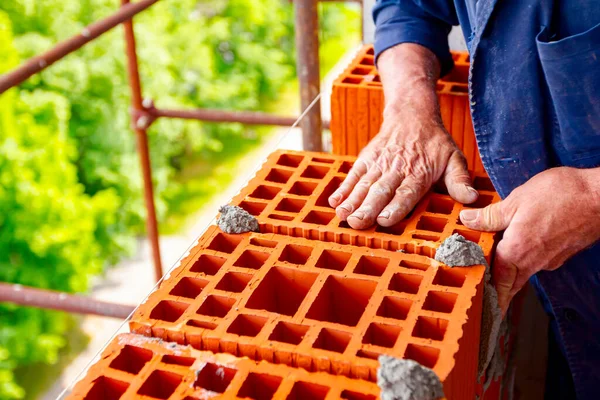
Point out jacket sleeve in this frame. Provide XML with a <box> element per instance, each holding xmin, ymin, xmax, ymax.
<box><xmin>373</xmin><ymin>0</ymin><xmax>458</xmax><ymax>76</ymax></box>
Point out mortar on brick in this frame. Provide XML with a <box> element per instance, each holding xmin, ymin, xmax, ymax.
<box><xmin>217</xmin><ymin>205</ymin><xmax>260</xmax><ymax>234</ymax></box>
<box><xmin>377</xmin><ymin>356</ymin><xmax>444</xmax><ymax>400</ymax></box>
<box><xmin>435</xmin><ymin>234</ymin><xmax>503</xmax><ymax>379</ymax></box>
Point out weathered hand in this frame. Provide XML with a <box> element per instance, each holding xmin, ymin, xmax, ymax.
<box><xmin>328</xmin><ymin>114</ymin><xmax>478</xmax><ymax>229</ymax></box>
<box><xmin>460</xmin><ymin>167</ymin><xmax>600</xmax><ymax>316</ymax></box>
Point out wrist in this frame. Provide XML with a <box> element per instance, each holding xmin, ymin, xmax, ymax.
<box><xmin>580</xmin><ymin>167</ymin><xmax>600</xmax><ymax>218</ymax></box>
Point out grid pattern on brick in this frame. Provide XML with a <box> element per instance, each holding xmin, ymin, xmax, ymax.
<box><xmin>229</xmin><ymin>150</ymin><xmax>499</xmax><ymax>262</ymax></box>
<box><xmin>130</xmin><ymin>225</ymin><xmax>485</xmax><ymax>384</ymax></box>
<box><xmin>67</xmin><ymin>333</ymin><xmax>380</xmax><ymax>400</ymax></box>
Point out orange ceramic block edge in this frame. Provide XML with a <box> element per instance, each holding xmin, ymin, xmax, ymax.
<box><xmin>67</xmin><ymin>333</ymin><xmax>380</xmax><ymax>400</ymax></box>
<box><xmin>228</xmin><ymin>150</ymin><xmax>499</xmax><ymax>262</ymax></box>
<box><xmin>129</xmin><ymin>225</ymin><xmax>486</xmax><ymax>398</ymax></box>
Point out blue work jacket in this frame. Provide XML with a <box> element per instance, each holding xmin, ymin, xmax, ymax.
<box><xmin>374</xmin><ymin>1</ymin><xmax>600</xmax><ymax>398</ymax></box>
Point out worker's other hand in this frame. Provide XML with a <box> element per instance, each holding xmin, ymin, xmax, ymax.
<box><xmin>460</xmin><ymin>167</ymin><xmax>600</xmax><ymax>316</ymax></box>
<box><xmin>328</xmin><ymin>114</ymin><xmax>478</xmax><ymax>229</ymax></box>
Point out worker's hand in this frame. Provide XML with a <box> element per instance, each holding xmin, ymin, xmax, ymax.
<box><xmin>460</xmin><ymin>167</ymin><xmax>600</xmax><ymax>316</ymax></box>
<box><xmin>328</xmin><ymin>43</ymin><xmax>479</xmax><ymax>230</ymax></box>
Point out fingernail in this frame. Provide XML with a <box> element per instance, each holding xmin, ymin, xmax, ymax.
<box><xmin>460</xmin><ymin>209</ymin><xmax>478</xmax><ymax>222</ymax></box>
<box><xmin>378</xmin><ymin>211</ymin><xmax>390</xmax><ymax>219</ymax></box>
<box><xmin>330</xmin><ymin>193</ymin><xmax>341</xmax><ymax>203</ymax></box>
<box><xmin>467</xmin><ymin>186</ymin><xmax>479</xmax><ymax>198</ymax></box>
<box><xmin>350</xmin><ymin>211</ymin><xmax>365</xmax><ymax>220</ymax></box>
<box><xmin>339</xmin><ymin>203</ymin><xmax>353</xmax><ymax>214</ymax></box>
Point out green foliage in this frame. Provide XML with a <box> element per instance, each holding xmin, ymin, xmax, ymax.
<box><xmin>0</xmin><ymin>1</ymin><xmax>359</xmax><ymax>397</ymax></box>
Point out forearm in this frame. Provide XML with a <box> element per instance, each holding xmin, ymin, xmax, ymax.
<box><xmin>377</xmin><ymin>43</ymin><xmax>442</xmax><ymax>121</ymax></box>
<box><xmin>580</xmin><ymin>167</ymin><xmax>600</xmax><ymax>221</ymax></box>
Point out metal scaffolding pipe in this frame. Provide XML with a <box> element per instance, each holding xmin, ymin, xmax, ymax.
<box><xmin>0</xmin><ymin>283</ymin><xmax>135</xmax><ymax>319</ymax></box>
<box><xmin>294</xmin><ymin>0</ymin><xmax>323</xmax><ymax>151</ymax></box>
<box><xmin>0</xmin><ymin>0</ymin><xmax>160</xmax><ymax>94</ymax></box>
<box><xmin>150</xmin><ymin>107</ymin><xmax>331</xmax><ymax>129</ymax></box>
<box><xmin>122</xmin><ymin>0</ymin><xmax>164</xmax><ymax>283</ymax></box>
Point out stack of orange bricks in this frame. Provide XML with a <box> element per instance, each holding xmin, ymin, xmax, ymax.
<box><xmin>330</xmin><ymin>45</ymin><xmax>486</xmax><ymax>176</ymax></box>
<box><xmin>69</xmin><ymin>150</ymin><xmax>520</xmax><ymax>400</ymax></box>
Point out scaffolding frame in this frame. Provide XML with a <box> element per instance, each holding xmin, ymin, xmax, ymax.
<box><xmin>0</xmin><ymin>0</ymin><xmax>359</xmax><ymax>317</ymax></box>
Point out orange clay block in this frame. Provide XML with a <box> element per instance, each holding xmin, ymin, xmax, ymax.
<box><xmin>130</xmin><ymin>225</ymin><xmax>484</xmax><ymax>399</ymax></box>
<box><xmin>227</xmin><ymin>150</ymin><xmax>499</xmax><ymax>262</ymax></box>
<box><xmin>67</xmin><ymin>333</ymin><xmax>380</xmax><ymax>400</ymax></box>
<box><xmin>330</xmin><ymin>45</ymin><xmax>486</xmax><ymax>176</ymax></box>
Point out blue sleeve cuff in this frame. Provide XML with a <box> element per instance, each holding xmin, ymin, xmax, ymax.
<box><xmin>373</xmin><ymin>2</ymin><xmax>455</xmax><ymax>77</ymax></box>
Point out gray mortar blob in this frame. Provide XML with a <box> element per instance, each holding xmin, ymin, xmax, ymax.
<box><xmin>217</xmin><ymin>205</ymin><xmax>259</xmax><ymax>234</ymax></box>
<box><xmin>377</xmin><ymin>356</ymin><xmax>444</xmax><ymax>400</ymax></box>
<box><xmin>434</xmin><ymin>233</ymin><xmax>487</xmax><ymax>266</ymax></box>
<box><xmin>434</xmin><ymin>234</ymin><xmax>502</xmax><ymax>379</ymax></box>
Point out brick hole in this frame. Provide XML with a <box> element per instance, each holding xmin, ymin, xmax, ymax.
<box><xmin>238</xmin><ymin>373</ymin><xmax>282</xmax><ymax>400</ymax></box>
<box><xmin>389</xmin><ymin>273</ymin><xmax>422</xmax><ymax>294</ymax></box>
<box><xmin>338</xmin><ymin>220</ymin><xmax>351</xmax><ymax>229</ymax></box>
<box><xmin>234</xmin><ymin>250</ymin><xmax>270</xmax><ymax>270</ymax></box>
<box><xmin>453</xmin><ymin>229</ymin><xmax>481</xmax><ymax>243</ymax></box>
<box><xmin>197</xmin><ymin>295</ymin><xmax>235</xmax><ymax>318</ymax></box>
<box><xmin>85</xmin><ymin>377</ymin><xmax>128</xmax><ymax>400</ymax></box>
<box><xmin>190</xmin><ymin>254</ymin><xmax>227</xmax><ymax>275</ymax></box>
<box><xmin>351</xmin><ymin>66</ymin><xmax>371</xmax><ymax>75</ymax></box>
<box><xmin>376</xmin><ymin>297</ymin><xmax>412</xmax><ymax>320</ymax></box>
<box><xmin>250</xmin><ymin>185</ymin><xmax>281</xmax><ymax>200</ymax></box>
<box><xmin>416</xmin><ymin>216</ymin><xmax>447</xmax><ymax>233</ymax></box>
<box><xmin>138</xmin><ymin>370</ymin><xmax>182</xmax><ymax>399</ymax></box>
<box><xmin>269</xmin><ymin>322</ymin><xmax>309</xmax><ymax>345</ymax></box>
<box><xmin>150</xmin><ymin>300</ymin><xmax>189</xmax><ymax>323</ymax></box>
<box><xmin>186</xmin><ymin>320</ymin><xmax>217</xmax><ymax>330</ymax></box>
<box><xmin>362</xmin><ymin>323</ymin><xmax>401</xmax><ymax>348</ymax></box>
<box><xmin>216</xmin><ymin>272</ymin><xmax>253</xmax><ymax>293</ymax></box>
<box><xmin>426</xmin><ymin>197</ymin><xmax>455</xmax><ymax>215</ymax></box>
<box><xmin>399</xmin><ymin>260</ymin><xmax>429</xmax><ymax>271</ymax></box>
<box><xmin>412</xmin><ymin>233</ymin><xmax>440</xmax><ymax>242</ymax></box>
<box><xmin>452</xmin><ymin>84</ymin><xmax>468</xmax><ymax>93</ymax></box>
<box><xmin>207</xmin><ymin>233</ymin><xmax>244</xmax><ymax>254</ymax></box>
<box><xmin>277</xmin><ymin>153</ymin><xmax>304</xmax><ymax>167</ymax></box>
<box><xmin>315</xmin><ymin>177</ymin><xmax>343</xmax><ymax>207</ymax></box>
<box><xmin>467</xmin><ymin>194</ymin><xmax>495</xmax><ymax>209</ymax></box>
<box><xmin>341</xmin><ymin>390</ymin><xmax>377</xmax><ymax>400</ymax></box>
<box><xmin>287</xmin><ymin>381</ymin><xmax>329</xmax><ymax>400</ymax></box>
<box><xmin>301</xmin><ymin>165</ymin><xmax>330</xmax><ymax>179</ymax></box>
<box><xmin>375</xmin><ymin>222</ymin><xmax>405</xmax><ymax>235</ymax></box>
<box><xmin>303</xmin><ymin>210</ymin><xmax>335</xmax><ymax>225</ymax></box>
<box><xmin>412</xmin><ymin>316</ymin><xmax>449</xmax><ymax>341</ymax></box>
<box><xmin>342</xmin><ymin>76</ymin><xmax>362</xmax><ymax>84</ymax></box>
<box><xmin>366</xmin><ymin>47</ymin><xmax>375</xmax><ymax>55</ymax></box>
<box><xmin>312</xmin><ymin>157</ymin><xmax>334</xmax><ymax>164</ymax></box>
<box><xmin>338</xmin><ymin>161</ymin><xmax>353</xmax><ymax>174</ymax></box>
<box><xmin>278</xmin><ymin>244</ymin><xmax>312</xmax><ymax>265</ymax></box>
<box><xmin>306</xmin><ymin>276</ymin><xmax>376</xmax><ymax>326</ymax></box>
<box><xmin>246</xmin><ymin>267</ymin><xmax>318</xmax><ymax>316</ymax></box>
<box><xmin>404</xmin><ymin>343</ymin><xmax>440</xmax><ymax>369</ymax></box>
<box><xmin>268</xmin><ymin>213</ymin><xmax>294</xmax><ymax>221</ymax></box>
<box><xmin>227</xmin><ymin>314</ymin><xmax>268</xmax><ymax>337</ymax></box>
<box><xmin>275</xmin><ymin>198</ymin><xmax>306</xmax><ymax>213</ymax></box>
<box><xmin>356</xmin><ymin>349</ymin><xmax>381</xmax><ymax>360</ymax></box>
<box><xmin>109</xmin><ymin>345</ymin><xmax>153</xmax><ymax>374</ymax></box>
<box><xmin>239</xmin><ymin>200</ymin><xmax>267</xmax><ymax>216</ymax></box>
<box><xmin>265</xmin><ymin>168</ymin><xmax>294</xmax><ymax>184</ymax></box>
<box><xmin>315</xmin><ymin>249</ymin><xmax>351</xmax><ymax>271</ymax></box>
<box><xmin>288</xmin><ymin>181</ymin><xmax>318</xmax><ymax>196</ymax></box>
<box><xmin>194</xmin><ymin>363</ymin><xmax>237</xmax><ymax>393</ymax></box>
<box><xmin>432</xmin><ymin>267</ymin><xmax>467</xmax><ymax>288</ymax></box>
<box><xmin>372</xmin><ymin>74</ymin><xmax>381</xmax><ymax>82</ymax></box>
<box><xmin>161</xmin><ymin>354</ymin><xmax>195</xmax><ymax>367</ymax></box>
<box><xmin>359</xmin><ymin>56</ymin><xmax>374</xmax><ymax>66</ymax></box>
<box><xmin>423</xmin><ymin>291</ymin><xmax>458</xmax><ymax>313</ymax></box>
<box><xmin>169</xmin><ymin>277</ymin><xmax>209</xmax><ymax>299</ymax></box>
<box><xmin>432</xmin><ymin>183</ymin><xmax>449</xmax><ymax>195</ymax></box>
<box><xmin>313</xmin><ymin>328</ymin><xmax>352</xmax><ymax>353</ymax></box>
<box><xmin>474</xmin><ymin>176</ymin><xmax>495</xmax><ymax>191</ymax></box>
<box><xmin>353</xmin><ymin>255</ymin><xmax>389</xmax><ymax>277</ymax></box>
<box><xmin>436</xmin><ymin>83</ymin><xmax>445</xmax><ymax>91</ymax></box>
<box><xmin>250</xmin><ymin>237</ymin><xmax>278</xmax><ymax>248</ymax></box>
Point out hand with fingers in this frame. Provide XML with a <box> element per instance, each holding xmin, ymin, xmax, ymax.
<box><xmin>459</xmin><ymin>167</ymin><xmax>600</xmax><ymax>316</ymax></box>
<box><xmin>328</xmin><ymin>43</ymin><xmax>479</xmax><ymax>230</ymax></box>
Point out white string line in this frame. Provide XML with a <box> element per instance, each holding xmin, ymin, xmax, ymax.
<box><xmin>56</xmin><ymin>92</ymin><xmax>324</xmax><ymax>398</ymax></box>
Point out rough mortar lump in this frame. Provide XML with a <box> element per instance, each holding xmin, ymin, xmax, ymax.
<box><xmin>217</xmin><ymin>205</ymin><xmax>259</xmax><ymax>234</ymax></box>
<box><xmin>377</xmin><ymin>356</ymin><xmax>444</xmax><ymax>400</ymax></box>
